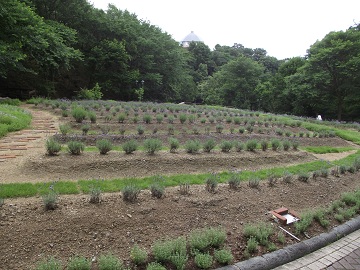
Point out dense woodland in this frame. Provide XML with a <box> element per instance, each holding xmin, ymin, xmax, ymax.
<box><xmin>1</xmin><ymin>0</ymin><xmax>360</xmax><ymax>121</ymax></box>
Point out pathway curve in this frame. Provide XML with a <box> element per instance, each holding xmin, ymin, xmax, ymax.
<box><xmin>0</xmin><ymin>105</ymin><xmax>58</xmax><ymax>163</ymax></box>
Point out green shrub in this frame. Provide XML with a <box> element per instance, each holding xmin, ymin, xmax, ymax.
<box><xmin>168</xmin><ymin>137</ymin><xmax>180</xmax><ymax>153</ymax></box>
<box><xmin>243</xmin><ymin>222</ymin><xmax>273</xmax><ymax>246</ymax></box>
<box><xmin>98</xmin><ymin>253</ymin><xmax>124</xmax><ymax>270</ymax></box>
<box><xmin>234</xmin><ymin>141</ymin><xmax>245</xmax><ymax>152</ymax></box>
<box><xmin>277</xmin><ymin>231</ymin><xmax>286</xmax><ymax>244</ymax></box>
<box><xmin>144</xmin><ymin>138</ymin><xmax>162</xmax><ymax>154</ymax></box>
<box><xmin>298</xmin><ymin>172</ymin><xmax>310</xmax><ymax>182</ymax></box>
<box><xmin>130</xmin><ymin>245</ymin><xmax>148</xmax><ymax>265</ymax></box>
<box><xmin>89</xmin><ymin>185</ymin><xmax>101</xmax><ymax>204</ymax></box>
<box><xmin>239</xmin><ymin>127</ymin><xmax>245</xmax><ymax>134</ymax></box>
<box><xmin>96</xmin><ymin>139</ymin><xmax>113</xmax><ymax>154</ymax></box>
<box><xmin>194</xmin><ymin>253</ymin><xmax>213</xmax><ymax>269</ymax></box>
<box><xmin>42</xmin><ymin>190</ymin><xmax>58</xmax><ymax>211</ymax></box>
<box><xmin>282</xmin><ymin>140</ymin><xmax>291</xmax><ymax>151</ymax></box>
<box><xmin>67</xmin><ymin>256</ymin><xmax>91</xmax><ymax>270</ymax></box>
<box><xmin>117</xmin><ymin>113</ymin><xmax>126</xmax><ymax>123</ymax></box>
<box><xmin>216</xmin><ymin>124</ymin><xmax>224</xmax><ymax>133</ymax></box>
<box><xmin>295</xmin><ymin>212</ymin><xmax>314</xmax><ymax>235</ymax></box>
<box><xmin>81</xmin><ymin>124</ymin><xmax>90</xmax><ymax>135</ymax></box>
<box><xmin>88</xmin><ymin>111</ymin><xmax>97</xmax><ymax>123</ymax></box>
<box><xmin>203</xmin><ymin>139</ymin><xmax>216</xmax><ymax>153</ymax></box>
<box><xmin>214</xmin><ymin>249</ymin><xmax>233</xmax><ymax>265</ymax></box>
<box><xmin>260</xmin><ymin>140</ymin><xmax>268</xmax><ymax>151</ymax></box>
<box><xmin>246</xmin><ymin>140</ymin><xmax>257</xmax><ymax>151</ymax></box>
<box><xmin>248</xmin><ymin>177</ymin><xmax>260</xmax><ymax>189</ymax></box>
<box><xmin>282</xmin><ymin>171</ymin><xmax>293</xmax><ymax>183</ymax></box>
<box><xmin>185</xmin><ymin>139</ymin><xmax>201</xmax><ymax>154</ymax></box>
<box><xmin>46</xmin><ymin>138</ymin><xmax>61</xmax><ymax>156</ymax></box>
<box><xmin>122</xmin><ymin>185</ymin><xmax>141</xmax><ymax>202</ymax></box>
<box><xmin>122</xmin><ymin>140</ymin><xmax>138</xmax><ymax>154</ymax></box>
<box><xmin>35</xmin><ymin>256</ymin><xmax>62</xmax><ymax>270</ymax></box>
<box><xmin>220</xmin><ymin>140</ymin><xmax>233</xmax><ymax>152</ymax></box>
<box><xmin>271</xmin><ymin>139</ymin><xmax>281</xmax><ymax>151</ymax></box>
<box><xmin>246</xmin><ymin>237</ymin><xmax>258</xmax><ymax>254</ymax></box>
<box><xmin>143</xmin><ymin>114</ymin><xmax>152</xmax><ymax>124</ymax></box>
<box><xmin>156</xmin><ymin>114</ymin><xmax>164</xmax><ymax>123</ymax></box>
<box><xmin>146</xmin><ymin>262</ymin><xmax>166</xmax><ymax>270</ymax></box>
<box><xmin>228</xmin><ymin>172</ymin><xmax>241</xmax><ymax>189</ymax></box>
<box><xmin>150</xmin><ymin>182</ymin><xmax>165</xmax><ymax>199</ymax></box>
<box><xmin>169</xmin><ymin>252</ymin><xmax>188</xmax><ymax>270</ymax></box>
<box><xmin>153</xmin><ymin>237</ymin><xmax>187</xmax><ymax>263</ymax></box>
<box><xmin>0</xmin><ymin>98</ymin><xmax>21</xmax><ymax>106</ymax></box>
<box><xmin>179</xmin><ymin>113</ymin><xmax>187</xmax><ymax>124</ymax></box>
<box><xmin>67</xmin><ymin>141</ymin><xmax>85</xmax><ymax>155</ymax></box>
<box><xmin>313</xmin><ymin>208</ymin><xmax>330</xmax><ymax>228</ymax></box>
<box><xmin>189</xmin><ymin>227</ymin><xmax>226</xmax><ymax>252</ymax></box>
<box><xmin>59</xmin><ymin>124</ymin><xmax>71</xmax><ymax>135</ymax></box>
<box><xmin>71</xmin><ymin>106</ymin><xmax>87</xmax><ymax>123</ymax></box>
<box><xmin>205</xmin><ymin>174</ymin><xmax>218</xmax><ymax>193</ymax></box>
<box><xmin>292</xmin><ymin>141</ymin><xmax>300</xmax><ymax>150</ymax></box>
<box><xmin>77</xmin><ymin>83</ymin><xmax>103</xmax><ymax>100</ymax></box>
<box><xmin>137</xmin><ymin>125</ymin><xmax>145</xmax><ymax>135</ymax></box>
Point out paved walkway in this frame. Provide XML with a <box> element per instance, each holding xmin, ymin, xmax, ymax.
<box><xmin>273</xmin><ymin>229</ymin><xmax>360</xmax><ymax>270</ymax></box>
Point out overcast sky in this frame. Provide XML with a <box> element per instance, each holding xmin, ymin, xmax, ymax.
<box><xmin>90</xmin><ymin>0</ymin><xmax>360</xmax><ymax>60</ymax></box>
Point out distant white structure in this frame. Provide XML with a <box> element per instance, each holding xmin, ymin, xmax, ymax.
<box><xmin>181</xmin><ymin>31</ymin><xmax>203</xmax><ymax>48</ymax></box>
<box><xmin>317</xmin><ymin>115</ymin><xmax>322</xmax><ymax>121</ymax></box>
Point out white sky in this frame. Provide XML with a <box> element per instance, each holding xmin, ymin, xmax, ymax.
<box><xmin>90</xmin><ymin>0</ymin><xmax>360</xmax><ymax>60</ymax></box>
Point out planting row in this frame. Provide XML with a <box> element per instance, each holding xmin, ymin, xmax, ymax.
<box><xmin>46</xmin><ymin>137</ymin><xmax>301</xmax><ymax>155</ymax></box>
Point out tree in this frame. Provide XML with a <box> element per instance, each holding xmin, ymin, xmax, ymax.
<box><xmin>201</xmin><ymin>56</ymin><xmax>264</xmax><ymax>109</ymax></box>
<box><xmin>304</xmin><ymin>28</ymin><xmax>360</xmax><ymax>120</ymax></box>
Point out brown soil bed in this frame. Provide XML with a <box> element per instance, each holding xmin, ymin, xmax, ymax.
<box><xmin>1</xmin><ymin>173</ymin><xmax>360</xmax><ymax>269</ymax></box>
<box><xmin>1</xmin><ymin>106</ymin><xmax>360</xmax><ymax>269</ymax></box>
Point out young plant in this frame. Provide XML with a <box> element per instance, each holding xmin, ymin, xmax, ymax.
<box><xmin>194</xmin><ymin>253</ymin><xmax>213</xmax><ymax>269</ymax></box>
<box><xmin>117</xmin><ymin>113</ymin><xmax>126</xmax><ymax>123</ymax></box>
<box><xmin>205</xmin><ymin>173</ymin><xmax>218</xmax><ymax>193</ymax></box>
<box><xmin>88</xmin><ymin>111</ymin><xmax>97</xmax><ymax>123</ymax></box>
<box><xmin>96</xmin><ymin>139</ymin><xmax>113</xmax><ymax>155</ymax></box>
<box><xmin>67</xmin><ymin>256</ymin><xmax>91</xmax><ymax>270</ymax></box>
<box><xmin>59</xmin><ymin>124</ymin><xmax>71</xmax><ymax>135</ymax></box>
<box><xmin>137</xmin><ymin>125</ymin><xmax>145</xmax><ymax>135</ymax></box>
<box><xmin>67</xmin><ymin>141</ymin><xmax>85</xmax><ymax>155</ymax></box>
<box><xmin>169</xmin><ymin>252</ymin><xmax>188</xmax><ymax>270</ymax></box>
<box><xmin>234</xmin><ymin>141</ymin><xmax>245</xmax><ymax>152</ymax></box>
<box><xmin>71</xmin><ymin>106</ymin><xmax>87</xmax><ymax>123</ymax></box>
<box><xmin>219</xmin><ymin>140</ymin><xmax>233</xmax><ymax>152</ymax></box>
<box><xmin>282</xmin><ymin>140</ymin><xmax>291</xmax><ymax>151</ymax></box>
<box><xmin>282</xmin><ymin>171</ymin><xmax>293</xmax><ymax>183</ymax></box>
<box><xmin>35</xmin><ymin>257</ymin><xmax>62</xmax><ymax>270</ymax></box>
<box><xmin>122</xmin><ymin>140</ymin><xmax>138</xmax><ymax>154</ymax></box>
<box><xmin>271</xmin><ymin>139</ymin><xmax>280</xmax><ymax>151</ymax></box>
<box><xmin>184</xmin><ymin>139</ymin><xmax>201</xmax><ymax>154</ymax></box>
<box><xmin>150</xmin><ymin>176</ymin><xmax>165</xmax><ymax>198</ymax></box>
<box><xmin>143</xmin><ymin>114</ymin><xmax>152</xmax><ymax>124</ymax></box>
<box><xmin>89</xmin><ymin>185</ymin><xmax>101</xmax><ymax>204</ymax></box>
<box><xmin>228</xmin><ymin>172</ymin><xmax>241</xmax><ymax>189</ymax></box>
<box><xmin>130</xmin><ymin>245</ymin><xmax>148</xmax><ymax>265</ymax></box>
<box><xmin>203</xmin><ymin>139</ymin><xmax>216</xmax><ymax>153</ymax></box>
<box><xmin>246</xmin><ymin>140</ymin><xmax>258</xmax><ymax>152</ymax></box>
<box><xmin>214</xmin><ymin>249</ymin><xmax>233</xmax><ymax>265</ymax></box>
<box><xmin>122</xmin><ymin>184</ymin><xmax>141</xmax><ymax>202</ymax></box>
<box><xmin>260</xmin><ymin>140</ymin><xmax>268</xmax><ymax>151</ymax></box>
<box><xmin>246</xmin><ymin>237</ymin><xmax>258</xmax><ymax>254</ymax></box>
<box><xmin>144</xmin><ymin>138</ymin><xmax>162</xmax><ymax>155</ymax></box>
<box><xmin>216</xmin><ymin>124</ymin><xmax>224</xmax><ymax>133</ymax></box>
<box><xmin>168</xmin><ymin>137</ymin><xmax>180</xmax><ymax>153</ymax></box>
<box><xmin>98</xmin><ymin>253</ymin><xmax>124</xmax><ymax>270</ymax></box>
<box><xmin>45</xmin><ymin>138</ymin><xmax>61</xmax><ymax>156</ymax></box>
<box><xmin>81</xmin><ymin>124</ymin><xmax>90</xmax><ymax>135</ymax></box>
<box><xmin>42</xmin><ymin>189</ymin><xmax>58</xmax><ymax>211</ymax></box>
<box><xmin>248</xmin><ymin>177</ymin><xmax>260</xmax><ymax>189</ymax></box>
<box><xmin>298</xmin><ymin>171</ymin><xmax>310</xmax><ymax>182</ymax></box>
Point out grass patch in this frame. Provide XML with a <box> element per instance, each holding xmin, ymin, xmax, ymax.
<box><xmin>0</xmin><ymin>104</ymin><xmax>32</xmax><ymax>137</ymax></box>
<box><xmin>302</xmin><ymin>146</ymin><xmax>354</xmax><ymax>154</ymax></box>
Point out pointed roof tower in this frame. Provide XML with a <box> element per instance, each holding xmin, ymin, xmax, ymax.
<box><xmin>181</xmin><ymin>31</ymin><xmax>203</xmax><ymax>47</ymax></box>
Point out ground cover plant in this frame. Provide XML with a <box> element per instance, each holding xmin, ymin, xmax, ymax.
<box><xmin>2</xmin><ymin>100</ymin><xmax>360</xmax><ymax>269</ymax></box>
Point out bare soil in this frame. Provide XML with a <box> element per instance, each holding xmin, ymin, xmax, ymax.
<box><xmin>1</xmin><ymin>106</ymin><xmax>360</xmax><ymax>270</ymax></box>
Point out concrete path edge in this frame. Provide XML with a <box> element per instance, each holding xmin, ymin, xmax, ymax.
<box><xmin>216</xmin><ymin>215</ymin><xmax>360</xmax><ymax>270</ymax></box>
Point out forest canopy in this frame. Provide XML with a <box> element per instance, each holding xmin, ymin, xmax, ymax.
<box><xmin>1</xmin><ymin>0</ymin><xmax>359</xmax><ymax>121</ymax></box>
